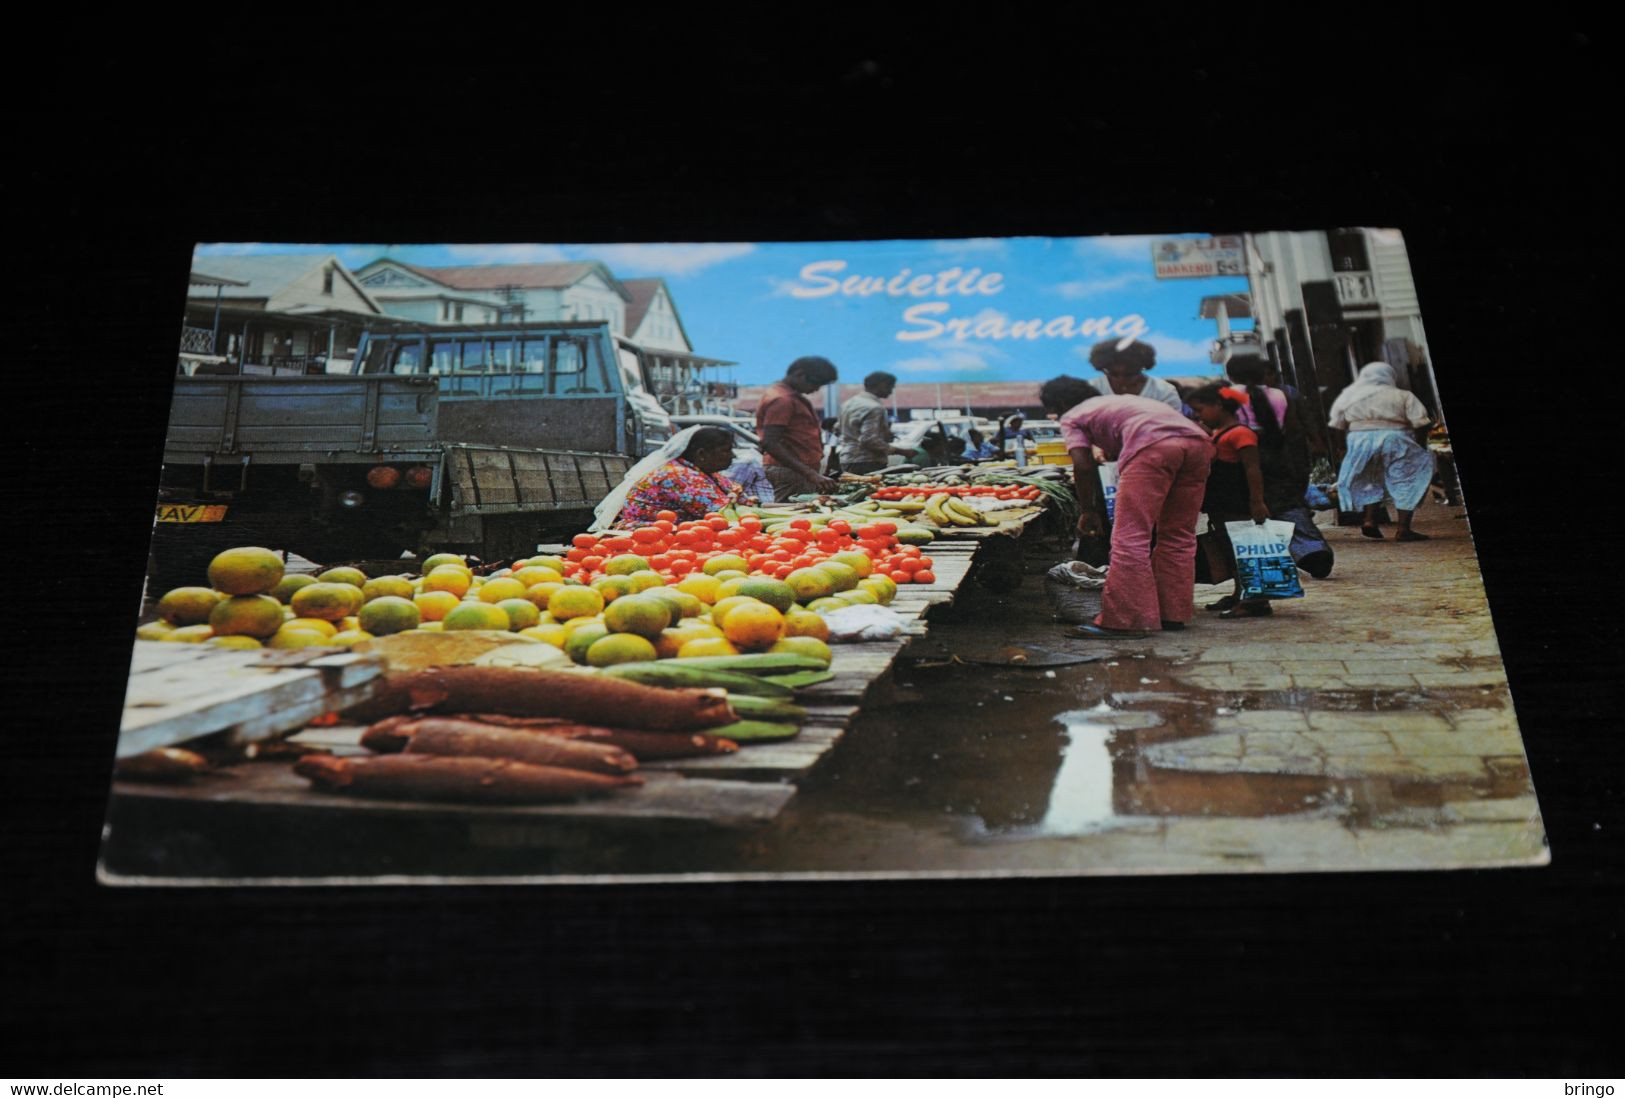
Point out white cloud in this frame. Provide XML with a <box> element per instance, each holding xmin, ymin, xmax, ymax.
<box><xmin>893</xmin><ymin>350</ymin><xmax>993</xmax><ymax>374</ymax></box>
<box><xmin>1073</xmin><ymin>330</ymin><xmax>1214</xmax><ymax>366</ymax></box>
<box><xmin>441</xmin><ymin>243</ymin><xmax>570</xmax><ymax>264</ymax></box>
<box><xmin>1053</xmin><ymin>272</ymin><xmax>1149</xmax><ymax>298</ymax></box>
<box><xmin>578</xmin><ymin>242</ymin><xmax>756</xmax><ymax>276</ymax></box>
<box><xmin>1075</xmin><ymin>235</ymin><xmax>1160</xmax><ymax>261</ymax></box>
<box><xmin>925</xmin><ymin>334</ymin><xmax>1010</xmax><ymax>362</ymax></box>
<box><xmin>933</xmin><ymin>237</ymin><xmax>1010</xmax><ymax>256</ymax></box>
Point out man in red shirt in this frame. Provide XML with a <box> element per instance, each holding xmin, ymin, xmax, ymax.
<box><xmin>754</xmin><ymin>356</ymin><xmax>840</xmax><ymax>498</ymax></box>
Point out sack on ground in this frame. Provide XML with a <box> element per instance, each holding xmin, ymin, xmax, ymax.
<box><xmin>1045</xmin><ymin>560</ymin><xmax>1107</xmax><ymax>590</ymax></box>
<box><xmin>1194</xmin><ymin>529</ymin><xmax>1235</xmax><ymax>585</ymax></box>
<box><xmin>1044</xmin><ymin>575</ymin><xmax>1102</xmax><ymax>624</ymax></box>
<box><xmin>1224</xmin><ymin>518</ymin><xmax>1304</xmax><ymax>601</ymax></box>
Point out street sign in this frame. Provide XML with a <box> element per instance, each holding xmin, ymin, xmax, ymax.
<box><xmin>1151</xmin><ymin>236</ymin><xmax>1247</xmax><ymax>279</ymax></box>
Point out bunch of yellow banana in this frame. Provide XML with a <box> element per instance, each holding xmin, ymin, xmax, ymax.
<box><xmin>924</xmin><ymin>492</ymin><xmax>993</xmax><ymax>527</ymax></box>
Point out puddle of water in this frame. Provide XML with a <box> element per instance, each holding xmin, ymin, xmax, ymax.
<box><xmin>1031</xmin><ymin>708</ymin><xmax>1117</xmax><ymax>835</ymax></box>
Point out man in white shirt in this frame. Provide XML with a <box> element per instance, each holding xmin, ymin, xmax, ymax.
<box><xmin>1089</xmin><ymin>339</ymin><xmax>1184</xmax><ymax>411</ymax></box>
<box><xmin>837</xmin><ymin>371</ymin><xmax>913</xmax><ymax>474</ymax></box>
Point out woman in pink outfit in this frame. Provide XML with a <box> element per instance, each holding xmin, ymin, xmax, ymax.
<box><xmin>1041</xmin><ymin>374</ymin><xmax>1214</xmax><ymax>636</ymax></box>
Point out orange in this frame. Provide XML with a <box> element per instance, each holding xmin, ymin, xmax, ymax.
<box><xmin>785</xmin><ymin>567</ymin><xmax>836</xmax><ymax>603</ymax></box>
<box><xmin>495</xmin><ymin>598</ymin><xmax>541</xmax><ymax>631</ymax></box>
<box><xmin>421</xmin><ymin>566</ymin><xmax>473</xmax><ymax>598</ymax></box>
<box><xmin>416</xmin><ymin>622</ymin><xmax>445</xmax><ymax>632</ymax></box>
<box><xmin>713</xmin><ymin>576</ymin><xmax>749</xmax><ymax>602</ymax></box>
<box><xmin>516</xmin><ymin>555</ymin><xmax>568</xmax><ymax>573</ymax></box>
<box><xmin>357</xmin><ymin>596</ymin><xmax>422</xmax><ymax>635</ymax></box>
<box><xmin>317</xmin><ymin>566</ymin><xmax>367</xmax><ymax>589</ymax></box>
<box><xmin>135</xmin><ymin>620</ymin><xmax>177</xmax><ymax>641</ymax></box>
<box><xmin>290</xmin><ymin>582</ymin><xmax>359</xmax><ymax>622</ymax></box>
<box><xmin>207</xmin><ymin>547</ymin><xmax>284</xmax><ymax>595</ymax></box>
<box><xmin>329</xmin><ymin>629</ymin><xmax>373</xmax><ymax>646</ymax></box>
<box><xmin>603</xmin><ymin>554</ymin><xmax>652</xmax><ymax>576</ymax></box>
<box><xmin>524</xmin><ymin>581</ymin><xmax>566</xmax><ymax>609</ymax></box>
<box><xmin>721</xmin><ymin>602</ymin><xmax>785</xmax><ymax>652</ymax></box>
<box><xmin>512</xmin><ymin>566</ymin><xmax>564</xmax><ymax>588</ymax></box>
<box><xmin>830</xmin><ymin>551</ymin><xmax>873</xmax><ymax>578</ymax></box>
<box><xmin>361</xmin><ymin>575</ymin><xmax>415</xmax><ymax>602</ymax></box>
<box><xmin>443</xmin><ymin>603</ymin><xmax>511</xmax><ymax>631</ymax></box>
<box><xmin>807</xmin><ymin>597</ymin><xmax>847</xmax><ymax>614</ymax></box>
<box><xmin>210</xmin><ymin>595</ymin><xmax>287</xmax><ymax>638</ymax></box>
<box><xmin>519</xmin><ymin>623</ymin><xmax>569</xmax><ymax>648</ymax></box>
<box><xmin>836</xmin><ymin>588</ymin><xmax>879</xmax><ymax>606</ymax></box>
<box><xmin>548</xmin><ymin>586</ymin><xmax>605</xmax><ymax>621</ymax></box>
<box><xmin>677</xmin><ymin>636</ymin><xmax>741</xmax><ymax>658</ymax></box>
<box><xmin>592</xmin><ymin>575</ymin><xmax>640</xmax><ymax>602</ymax></box>
<box><xmin>675</xmin><ymin>573</ymin><xmax>721</xmax><ymax>604</ymax></box>
<box><xmin>816</xmin><ymin>561</ymin><xmax>860</xmax><ymax>592</ymax></box>
<box><xmin>604</xmin><ymin>594</ymin><xmax>672</xmax><ymax>638</ymax></box>
<box><xmin>413</xmin><ymin>590</ymin><xmax>461</xmax><ymax>622</ymax></box>
<box><xmin>702</xmin><ymin>554</ymin><xmax>750</xmax><ymax>576</ymax></box>
<box><xmin>477</xmin><ymin>577</ymin><xmax>529</xmax><ymax>604</ymax></box>
<box><xmin>162</xmin><ymin>624</ymin><xmax>215</xmax><ymax>643</ymax></box>
<box><xmin>207</xmin><ymin>634</ymin><xmax>263</xmax><ymax>650</ymax></box>
<box><xmin>626</xmin><ymin>571</ymin><xmax>666</xmax><ymax>593</ymax></box>
<box><xmin>157</xmin><ymin>587</ymin><xmax>223</xmax><ymax>626</ymax></box>
<box><xmin>564</xmin><ymin>623</ymin><xmax>610</xmax><ymax>664</ymax></box>
<box><xmin>736</xmin><ymin>577</ymin><xmax>796</xmax><ymax>613</ymax></box>
<box><xmin>782</xmin><ymin>607</ymin><xmax>831</xmax><ymax>641</ymax></box>
<box><xmin>420</xmin><ymin>552</ymin><xmax>467</xmax><ymax>575</ymax></box>
<box><xmin>285</xmin><ymin>617</ymin><xmax>339</xmax><ymax>638</ymax></box>
<box><xmin>267</xmin><ymin>628</ymin><xmax>332</xmax><ymax>649</ymax></box>
<box><xmin>270</xmin><ymin>574</ymin><xmax>319</xmax><ymax>604</ymax></box>
<box><xmin>640</xmin><ymin>588</ymin><xmax>691</xmax><ymax>623</ymax></box>
<box><xmin>857</xmin><ymin>576</ymin><xmax>896</xmax><ymax>604</ymax></box>
<box><xmin>710</xmin><ymin>595</ymin><xmax>763</xmax><ymax>629</ymax></box>
<box><xmin>586</xmin><ymin>633</ymin><xmax>659</xmax><ymax>667</ymax></box>
<box><xmin>770</xmin><ymin>636</ymin><xmax>832</xmax><ymax>664</ymax></box>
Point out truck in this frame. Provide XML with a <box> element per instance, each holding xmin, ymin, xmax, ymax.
<box><xmin>150</xmin><ymin>321</ymin><xmax>677</xmax><ymax>584</ymax></box>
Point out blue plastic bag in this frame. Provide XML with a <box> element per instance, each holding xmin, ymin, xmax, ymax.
<box><xmin>1098</xmin><ymin>462</ymin><xmax>1119</xmax><ymax>522</ymax></box>
<box><xmin>1224</xmin><ymin>519</ymin><xmax>1305</xmax><ymax>601</ymax></box>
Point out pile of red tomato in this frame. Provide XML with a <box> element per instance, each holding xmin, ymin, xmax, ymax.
<box><xmin>869</xmin><ymin>484</ymin><xmax>1043</xmax><ymax>502</ymax></box>
<box><xmin>564</xmin><ymin>512</ymin><xmax>938</xmax><ymax>586</ymax></box>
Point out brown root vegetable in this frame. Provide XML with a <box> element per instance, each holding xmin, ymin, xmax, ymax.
<box><xmin>115</xmin><ymin>747</ymin><xmax>211</xmax><ymax>782</ymax></box>
<box><xmin>359</xmin><ymin>715</ymin><xmax>418</xmax><ymax>754</ymax></box>
<box><xmin>341</xmin><ymin>666</ymin><xmax>735</xmax><ymax>731</ymax></box>
<box><xmin>391</xmin><ymin>718</ymin><xmax>637</xmax><ymax>774</ymax></box>
<box><xmin>555</xmin><ymin>728</ymin><xmax>739</xmax><ymax>760</ymax></box>
<box><xmin>293</xmin><ymin>753</ymin><xmax>643</xmax><ymax>804</ymax></box>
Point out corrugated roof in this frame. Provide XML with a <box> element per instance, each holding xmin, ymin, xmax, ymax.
<box><xmin>401</xmin><ymin>261</ymin><xmax>632</xmax><ymax>300</ymax></box>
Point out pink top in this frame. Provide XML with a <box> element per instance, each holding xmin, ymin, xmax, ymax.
<box><xmin>1058</xmin><ymin>394</ymin><xmax>1209</xmax><ymax>465</ymax></box>
<box><xmin>1235</xmin><ymin>386</ymin><xmax>1289</xmax><ymax>432</ymax></box>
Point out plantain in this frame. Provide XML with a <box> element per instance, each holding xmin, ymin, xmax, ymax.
<box><xmin>602</xmin><ymin>662</ymin><xmax>794</xmax><ymax>697</ymax></box>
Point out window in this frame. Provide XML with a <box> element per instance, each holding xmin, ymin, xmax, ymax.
<box><xmin>322</xmin><ymin>267</ymin><xmax>334</xmax><ymax>295</ymax></box>
<box><xmin>551</xmin><ymin>338</ymin><xmax>606</xmax><ymax>394</ymax></box>
<box><xmin>519</xmin><ymin>339</ymin><xmax>548</xmax><ymax>373</ymax></box>
<box><xmin>454</xmin><ymin>303</ymin><xmax>464</xmax><ymax>322</ymax></box>
<box><xmin>427</xmin><ymin>340</ymin><xmax>456</xmax><ymax>374</ymax></box>
<box><xmin>458</xmin><ymin>340</ymin><xmax>487</xmax><ymax>372</ymax></box>
<box><xmin>487</xmin><ymin>338</ymin><xmax>515</xmax><ymax>372</ymax></box>
<box><xmin>390</xmin><ymin>343</ymin><xmax>422</xmax><ymax>375</ymax></box>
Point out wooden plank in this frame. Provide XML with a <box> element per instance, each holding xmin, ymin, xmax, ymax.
<box><xmin>112</xmin><ymin>764</ymin><xmax>793</xmax><ymax>829</ymax></box>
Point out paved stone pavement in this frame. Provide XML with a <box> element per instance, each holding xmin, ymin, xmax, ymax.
<box><xmin>739</xmin><ymin>498</ymin><xmax>1550</xmax><ymax>877</ymax></box>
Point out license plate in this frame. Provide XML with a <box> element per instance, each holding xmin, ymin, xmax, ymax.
<box><xmin>155</xmin><ymin>503</ymin><xmax>228</xmax><ymax>523</ymax></box>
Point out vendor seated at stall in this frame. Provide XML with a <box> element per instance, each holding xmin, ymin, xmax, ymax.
<box><xmin>591</xmin><ymin>426</ymin><xmax>747</xmax><ymax>531</ymax></box>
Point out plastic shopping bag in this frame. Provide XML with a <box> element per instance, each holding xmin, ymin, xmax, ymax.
<box><xmin>1097</xmin><ymin>462</ymin><xmax>1119</xmax><ymax>522</ymax></box>
<box><xmin>1224</xmin><ymin>518</ymin><xmax>1304</xmax><ymax>601</ymax></box>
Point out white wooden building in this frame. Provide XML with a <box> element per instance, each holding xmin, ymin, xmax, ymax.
<box><xmin>353</xmin><ymin>259</ymin><xmax>632</xmax><ymax>331</ymax></box>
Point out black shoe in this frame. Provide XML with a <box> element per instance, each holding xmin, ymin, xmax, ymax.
<box><xmin>1219</xmin><ymin>600</ymin><xmax>1273</xmax><ymax>618</ymax></box>
<box><xmin>1161</xmin><ymin>620</ymin><xmax>1187</xmax><ymax>631</ymax></box>
<box><xmin>1205</xmin><ymin>595</ymin><xmax>1238</xmax><ymax>613</ymax></box>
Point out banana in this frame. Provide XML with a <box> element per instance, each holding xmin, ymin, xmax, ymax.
<box><xmin>942</xmin><ymin>497</ymin><xmax>979</xmax><ymax>527</ymax></box>
<box><xmin>888</xmin><ymin>500</ymin><xmax>928</xmax><ymax>513</ymax></box>
<box><xmin>924</xmin><ymin>492</ymin><xmax>952</xmax><ymax>526</ymax></box>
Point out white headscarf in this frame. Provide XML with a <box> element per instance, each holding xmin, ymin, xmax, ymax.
<box><xmin>589</xmin><ymin>425</ymin><xmax>709</xmax><ymax>532</ymax></box>
<box><xmin>1326</xmin><ymin>362</ymin><xmax>1430</xmax><ymax>425</ymax></box>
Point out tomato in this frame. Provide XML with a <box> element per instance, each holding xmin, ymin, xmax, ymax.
<box><xmin>670</xmin><ymin>559</ymin><xmax>695</xmax><ymax>575</ymax></box>
<box><xmin>571</xmin><ymin>534</ymin><xmax>598</xmax><ymax>550</ymax></box>
<box><xmin>580</xmin><ymin>555</ymin><xmax>604</xmax><ymax>572</ymax></box>
<box><xmin>897</xmin><ymin>545</ymin><xmax>921</xmax><ymax>558</ymax></box>
<box><xmin>649</xmin><ymin>554</ymin><xmax>673</xmax><ymax>570</ymax></box>
<box><xmin>898</xmin><ymin>558</ymin><xmax>923</xmax><ymax>573</ymax></box>
<box><xmin>916</xmin><ymin>556</ymin><xmax>934</xmax><ymax>570</ymax></box>
<box><xmin>828</xmin><ymin>519</ymin><xmax>852</xmax><ymax>535</ymax></box>
<box><xmin>888</xmin><ymin>570</ymin><xmax>913</xmax><ymax>584</ymax></box>
<box><xmin>914</xmin><ymin>569</ymin><xmax>936</xmax><ymax>583</ymax></box>
<box><xmin>716</xmin><ymin>530</ymin><xmax>742</xmax><ymax>547</ymax></box>
<box><xmin>674</xmin><ymin>529</ymin><xmax>698</xmax><ymax>546</ymax></box>
<box><xmin>873</xmin><ymin>521</ymin><xmax>897</xmax><ymax>535</ymax></box>
<box><xmin>857</xmin><ymin>525</ymin><xmax>882</xmax><ymax>540</ymax></box>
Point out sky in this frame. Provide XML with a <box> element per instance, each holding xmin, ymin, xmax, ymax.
<box><xmin>194</xmin><ymin>236</ymin><xmax>1251</xmax><ymax>388</ymax></box>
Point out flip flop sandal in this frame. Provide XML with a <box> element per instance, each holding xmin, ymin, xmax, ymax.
<box><xmin>1065</xmin><ymin>623</ymin><xmax>1149</xmax><ymax>639</ymax></box>
<box><xmin>1361</xmin><ymin>525</ymin><xmax>1385</xmax><ymax>539</ymax></box>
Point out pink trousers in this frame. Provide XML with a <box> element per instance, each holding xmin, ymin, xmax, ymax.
<box><xmin>1099</xmin><ymin>435</ymin><xmax>1213</xmax><ymax>631</ymax></box>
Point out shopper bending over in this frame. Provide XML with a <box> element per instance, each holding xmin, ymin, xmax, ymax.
<box><xmin>1042</xmin><ymin>374</ymin><xmax>1213</xmax><ymax>636</ymax></box>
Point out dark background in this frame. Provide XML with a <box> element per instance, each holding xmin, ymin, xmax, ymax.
<box><xmin>8</xmin><ymin>26</ymin><xmax>1618</xmax><ymax>1077</ymax></box>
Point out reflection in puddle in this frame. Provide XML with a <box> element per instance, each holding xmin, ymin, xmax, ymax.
<box><xmin>1035</xmin><ymin>706</ymin><xmax>1117</xmax><ymax>835</ymax></box>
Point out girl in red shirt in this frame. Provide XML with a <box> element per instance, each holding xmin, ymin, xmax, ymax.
<box><xmin>1187</xmin><ymin>383</ymin><xmax>1272</xmax><ymax>619</ymax></box>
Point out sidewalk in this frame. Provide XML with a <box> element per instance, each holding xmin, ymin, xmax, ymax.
<box><xmin>735</xmin><ymin>498</ymin><xmax>1549</xmax><ymax>876</ymax></box>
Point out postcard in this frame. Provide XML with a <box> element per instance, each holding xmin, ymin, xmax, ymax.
<box><xmin>99</xmin><ymin>230</ymin><xmax>1547</xmax><ymax>883</ymax></box>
